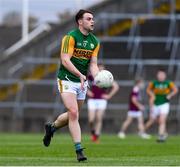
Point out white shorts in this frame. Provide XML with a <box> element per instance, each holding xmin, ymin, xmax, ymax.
<box><xmin>57</xmin><ymin>79</ymin><xmax>88</xmax><ymax>100</ymax></box>
<box><xmin>127</xmin><ymin>111</ymin><xmax>142</xmax><ymax>118</ymax></box>
<box><xmin>151</xmin><ymin>103</ymin><xmax>170</xmax><ymax>119</ymax></box>
<box><xmin>87</xmin><ymin>99</ymin><xmax>107</xmax><ymax>111</ymax></box>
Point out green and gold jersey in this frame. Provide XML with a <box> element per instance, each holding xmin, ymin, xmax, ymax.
<box><xmin>147</xmin><ymin>80</ymin><xmax>175</xmax><ymax>105</ymax></box>
<box><xmin>57</xmin><ymin>29</ymin><xmax>100</xmax><ymax>82</ymax></box>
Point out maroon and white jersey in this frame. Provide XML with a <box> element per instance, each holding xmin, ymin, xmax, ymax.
<box><xmin>88</xmin><ymin>75</ymin><xmax>107</xmax><ymax>99</ymax></box>
<box><xmin>129</xmin><ymin>86</ymin><xmax>141</xmax><ymax>111</ymax></box>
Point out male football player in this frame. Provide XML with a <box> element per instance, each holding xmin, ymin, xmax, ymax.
<box><xmin>118</xmin><ymin>79</ymin><xmax>150</xmax><ymax>139</ymax></box>
<box><xmin>145</xmin><ymin>69</ymin><xmax>178</xmax><ymax>142</ymax></box>
<box><xmin>87</xmin><ymin>63</ymin><xmax>119</xmax><ymax>143</ymax></box>
<box><xmin>43</xmin><ymin>9</ymin><xmax>100</xmax><ymax>161</ymax></box>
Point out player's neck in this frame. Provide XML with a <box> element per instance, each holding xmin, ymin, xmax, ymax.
<box><xmin>79</xmin><ymin>27</ymin><xmax>89</xmax><ymax>36</ymax></box>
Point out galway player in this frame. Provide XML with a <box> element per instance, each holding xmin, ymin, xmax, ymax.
<box><xmin>87</xmin><ymin>63</ymin><xmax>119</xmax><ymax>143</ymax></box>
<box><xmin>118</xmin><ymin>79</ymin><xmax>150</xmax><ymax>139</ymax></box>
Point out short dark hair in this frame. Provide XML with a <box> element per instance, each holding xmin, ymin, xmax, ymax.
<box><xmin>135</xmin><ymin>78</ymin><xmax>144</xmax><ymax>84</ymax></box>
<box><xmin>98</xmin><ymin>62</ymin><xmax>104</xmax><ymax>67</ymax></box>
<box><xmin>75</xmin><ymin>9</ymin><xmax>93</xmax><ymax>24</ymax></box>
<box><xmin>158</xmin><ymin>68</ymin><xmax>166</xmax><ymax>73</ymax></box>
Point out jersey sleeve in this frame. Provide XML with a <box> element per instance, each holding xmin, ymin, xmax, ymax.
<box><xmin>131</xmin><ymin>92</ymin><xmax>138</xmax><ymax>98</ymax></box>
<box><xmin>61</xmin><ymin>35</ymin><xmax>75</xmax><ymax>55</ymax></box>
<box><xmin>92</xmin><ymin>43</ymin><xmax>100</xmax><ymax>57</ymax></box>
<box><xmin>169</xmin><ymin>81</ymin><xmax>175</xmax><ymax>89</ymax></box>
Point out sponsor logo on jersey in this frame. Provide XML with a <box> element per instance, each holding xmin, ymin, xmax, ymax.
<box><xmin>154</xmin><ymin>83</ymin><xmax>170</xmax><ymax>94</ymax></box>
<box><xmin>74</xmin><ymin>48</ymin><xmax>93</xmax><ymax>59</ymax></box>
<box><xmin>155</xmin><ymin>84</ymin><xmax>168</xmax><ymax>89</ymax></box>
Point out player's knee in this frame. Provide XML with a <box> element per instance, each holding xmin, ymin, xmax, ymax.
<box><xmin>69</xmin><ymin>108</ymin><xmax>79</xmax><ymax>120</ymax></box>
<box><xmin>126</xmin><ymin>119</ymin><xmax>132</xmax><ymax>124</ymax></box>
<box><xmin>89</xmin><ymin>119</ymin><xmax>94</xmax><ymax>124</ymax></box>
<box><xmin>149</xmin><ymin>118</ymin><xmax>155</xmax><ymax>124</ymax></box>
<box><xmin>96</xmin><ymin>117</ymin><xmax>102</xmax><ymax>122</ymax></box>
<box><xmin>140</xmin><ymin>124</ymin><xmax>144</xmax><ymax>129</ymax></box>
<box><xmin>159</xmin><ymin>118</ymin><xmax>165</xmax><ymax>124</ymax></box>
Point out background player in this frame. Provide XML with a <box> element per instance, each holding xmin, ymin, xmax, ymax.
<box><xmin>118</xmin><ymin>79</ymin><xmax>150</xmax><ymax>139</ymax></box>
<box><xmin>145</xmin><ymin>69</ymin><xmax>178</xmax><ymax>142</ymax></box>
<box><xmin>87</xmin><ymin>63</ymin><xmax>119</xmax><ymax>143</ymax></box>
<box><xmin>43</xmin><ymin>9</ymin><xmax>100</xmax><ymax>162</ymax></box>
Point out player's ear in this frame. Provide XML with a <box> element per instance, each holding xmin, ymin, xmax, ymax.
<box><xmin>78</xmin><ymin>19</ymin><xmax>83</xmax><ymax>25</ymax></box>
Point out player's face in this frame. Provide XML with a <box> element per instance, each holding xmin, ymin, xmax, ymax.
<box><xmin>139</xmin><ymin>81</ymin><xmax>145</xmax><ymax>89</ymax></box>
<box><xmin>81</xmin><ymin>13</ymin><xmax>94</xmax><ymax>32</ymax></box>
<box><xmin>157</xmin><ymin>71</ymin><xmax>166</xmax><ymax>82</ymax></box>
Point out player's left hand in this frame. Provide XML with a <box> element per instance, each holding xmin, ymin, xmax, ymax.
<box><xmin>80</xmin><ymin>74</ymin><xmax>86</xmax><ymax>90</ymax></box>
<box><xmin>166</xmin><ymin>95</ymin><xmax>171</xmax><ymax>100</ymax></box>
<box><xmin>101</xmin><ymin>94</ymin><xmax>111</xmax><ymax>100</ymax></box>
<box><xmin>139</xmin><ymin>104</ymin><xmax>145</xmax><ymax>111</ymax></box>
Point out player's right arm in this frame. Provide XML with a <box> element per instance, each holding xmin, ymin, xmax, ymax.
<box><xmin>146</xmin><ymin>82</ymin><xmax>155</xmax><ymax>107</ymax></box>
<box><xmin>167</xmin><ymin>81</ymin><xmax>178</xmax><ymax>100</ymax></box>
<box><xmin>60</xmin><ymin>35</ymin><xmax>86</xmax><ymax>88</ymax></box>
<box><xmin>87</xmin><ymin>89</ymin><xmax>94</xmax><ymax>98</ymax></box>
<box><xmin>131</xmin><ymin>95</ymin><xmax>145</xmax><ymax>111</ymax></box>
<box><xmin>102</xmin><ymin>81</ymin><xmax>119</xmax><ymax>100</ymax></box>
<box><xmin>89</xmin><ymin>44</ymin><xmax>100</xmax><ymax>78</ymax></box>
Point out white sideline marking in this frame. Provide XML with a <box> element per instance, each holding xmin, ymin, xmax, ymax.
<box><xmin>0</xmin><ymin>156</ymin><xmax>178</xmax><ymax>162</ymax></box>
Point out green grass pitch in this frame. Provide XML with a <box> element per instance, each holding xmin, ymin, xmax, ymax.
<box><xmin>0</xmin><ymin>133</ymin><xmax>180</xmax><ymax>166</ymax></box>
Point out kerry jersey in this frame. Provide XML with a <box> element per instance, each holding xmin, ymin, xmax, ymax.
<box><xmin>58</xmin><ymin>29</ymin><xmax>100</xmax><ymax>82</ymax></box>
<box><xmin>147</xmin><ymin>80</ymin><xmax>175</xmax><ymax>105</ymax></box>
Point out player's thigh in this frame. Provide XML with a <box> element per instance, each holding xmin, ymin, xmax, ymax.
<box><xmin>137</xmin><ymin>115</ymin><xmax>144</xmax><ymax>124</ymax></box>
<box><xmin>158</xmin><ymin>103</ymin><xmax>169</xmax><ymax>123</ymax></box>
<box><xmin>97</xmin><ymin>99</ymin><xmax>107</xmax><ymax>111</ymax></box>
<box><xmin>150</xmin><ymin>106</ymin><xmax>160</xmax><ymax>120</ymax></box>
<box><xmin>88</xmin><ymin>110</ymin><xmax>96</xmax><ymax>122</ymax></box>
<box><xmin>57</xmin><ymin>79</ymin><xmax>81</xmax><ymax>112</ymax></box>
<box><xmin>96</xmin><ymin>109</ymin><xmax>105</xmax><ymax>121</ymax></box>
<box><xmin>60</xmin><ymin>92</ymin><xmax>78</xmax><ymax>111</ymax></box>
<box><xmin>128</xmin><ymin>111</ymin><xmax>141</xmax><ymax>119</ymax></box>
<box><xmin>125</xmin><ymin>115</ymin><xmax>133</xmax><ymax>123</ymax></box>
<box><xmin>87</xmin><ymin>99</ymin><xmax>97</xmax><ymax>111</ymax></box>
<box><xmin>77</xmin><ymin>81</ymin><xmax>88</xmax><ymax>100</ymax></box>
<box><xmin>87</xmin><ymin>99</ymin><xmax>97</xmax><ymax>121</ymax></box>
<box><xmin>159</xmin><ymin>103</ymin><xmax>170</xmax><ymax>116</ymax></box>
<box><xmin>159</xmin><ymin>113</ymin><xmax>168</xmax><ymax>124</ymax></box>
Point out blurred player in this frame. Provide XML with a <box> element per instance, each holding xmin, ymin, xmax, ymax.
<box><xmin>43</xmin><ymin>9</ymin><xmax>100</xmax><ymax>162</ymax></box>
<box><xmin>87</xmin><ymin>63</ymin><xmax>119</xmax><ymax>143</ymax></box>
<box><xmin>118</xmin><ymin>79</ymin><xmax>150</xmax><ymax>139</ymax></box>
<box><xmin>145</xmin><ymin>69</ymin><xmax>178</xmax><ymax>142</ymax></box>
